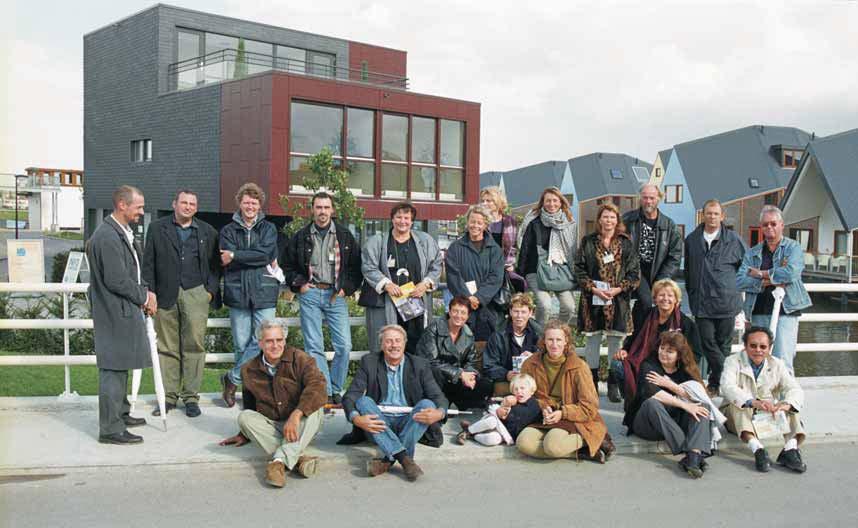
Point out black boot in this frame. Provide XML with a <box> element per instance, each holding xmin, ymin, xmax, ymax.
<box><xmin>591</xmin><ymin>368</ymin><xmax>600</xmax><ymax>391</ymax></box>
<box><xmin>606</xmin><ymin>371</ymin><xmax>622</xmax><ymax>403</ymax></box>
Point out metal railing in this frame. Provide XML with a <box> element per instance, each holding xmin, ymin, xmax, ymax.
<box><xmin>2</xmin><ymin>282</ymin><xmax>858</xmax><ymax>399</ymax></box>
<box><xmin>167</xmin><ymin>48</ymin><xmax>409</xmax><ymax>92</ymax></box>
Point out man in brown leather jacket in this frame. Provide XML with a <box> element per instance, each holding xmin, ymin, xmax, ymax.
<box><xmin>219</xmin><ymin>320</ymin><xmax>327</xmax><ymax>488</ymax></box>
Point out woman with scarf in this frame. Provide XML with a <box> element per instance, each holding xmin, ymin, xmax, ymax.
<box><xmin>623</xmin><ymin>331</ymin><xmax>711</xmax><ymax>478</ymax></box>
<box><xmin>516</xmin><ymin>187</ymin><xmax>578</xmax><ymax>327</ymax></box>
<box><xmin>610</xmin><ymin>278</ymin><xmax>703</xmax><ymax>404</ymax></box>
<box><xmin>481</xmin><ymin>187</ymin><xmax>525</xmax><ymax>293</ymax></box>
<box><xmin>574</xmin><ymin>202</ymin><xmax>640</xmax><ymax>390</ymax></box>
<box><xmin>517</xmin><ymin>320</ymin><xmax>614</xmax><ymax>462</ymax></box>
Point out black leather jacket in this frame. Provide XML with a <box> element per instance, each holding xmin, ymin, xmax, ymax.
<box><xmin>622</xmin><ymin>208</ymin><xmax>682</xmax><ymax>284</ymax></box>
<box><xmin>415</xmin><ymin>317</ymin><xmax>479</xmax><ymax>387</ymax></box>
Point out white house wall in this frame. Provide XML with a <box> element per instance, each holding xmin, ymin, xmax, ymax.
<box><xmin>783</xmin><ymin>159</ymin><xmax>827</xmax><ymax>226</ymax></box>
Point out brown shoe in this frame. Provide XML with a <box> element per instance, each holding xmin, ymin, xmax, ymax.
<box><xmin>459</xmin><ymin>419</ymin><xmax>472</xmax><ymax>431</ymax></box>
<box><xmin>221</xmin><ymin>373</ymin><xmax>237</xmax><ymax>408</ymax></box>
<box><xmin>294</xmin><ymin>456</ymin><xmax>319</xmax><ymax>478</ymax></box>
<box><xmin>399</xmin><ymin>455</ymin><xmax>424</xmax><ymax>482</ymax></box>
<box><xmin>265</xmin><ymin>460</ymin><xmax>286</xmax><ymax>488</ymax></box>
<box><xmin>367</xmin><ymin>457</ymin><xmax>392</xmax><ymax>477</ymax></box>
<box><xmin>454</xmin><ymin>431</ymin><xmax>470</xmax><ymax>445</ymax></box>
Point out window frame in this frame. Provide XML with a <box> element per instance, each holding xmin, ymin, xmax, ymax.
<box><xmin>663</xmin><ymin>184</ymin><xmax>683</xmax><ymax>204</ymax></box>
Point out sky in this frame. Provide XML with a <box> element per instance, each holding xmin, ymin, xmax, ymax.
<box><xmin>2</xmin><ymin>0</ymin><xmax>857</xmax><ymax>175</ymax></box>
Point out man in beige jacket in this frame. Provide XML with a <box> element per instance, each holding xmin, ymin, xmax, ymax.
<box><xmin>720</xmin><ymin>326</ymin><xmax>806</xmax><ymax>473</ymax></box>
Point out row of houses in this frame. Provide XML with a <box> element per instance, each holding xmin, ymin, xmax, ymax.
<box><xmin>481</xmin><ymin>125</ymin><xmax>858</xmax><ymax>279</ymax></box>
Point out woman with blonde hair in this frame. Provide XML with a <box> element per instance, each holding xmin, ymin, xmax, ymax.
<box><xmin>516</xmin><ymin>187</ymin><xmax>578</xmax><ymax>326</ymax></box>
<box><xmin>481</xmin><ymin>187</ymin><xmax>525</xmax><ymax>293</ymax></box>
<box><xmin>574</xmin><ymin>202</ymin><xmax>640</xmax><ymax>390</ymax></box>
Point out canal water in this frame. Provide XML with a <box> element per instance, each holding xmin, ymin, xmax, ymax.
<box><xmin>795</xmin><ymin>291</ymin><xmax>858</xmax><ymax>377</ymax></box>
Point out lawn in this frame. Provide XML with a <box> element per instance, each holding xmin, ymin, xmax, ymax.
<box><xmin>0</xmin><ymin>364</ymin><xmax>229</xmax><ymax>397</ymax></box>
<box><xmin>0</xmin><ymin>209</ymin><xmax>28</xmax><ymax>221</ymax></box>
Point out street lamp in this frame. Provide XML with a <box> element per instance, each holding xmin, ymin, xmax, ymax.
<box><xmin>14</xmin><ymin>174</ymin><xmax>27</xmax><ymax>239</ymax></box>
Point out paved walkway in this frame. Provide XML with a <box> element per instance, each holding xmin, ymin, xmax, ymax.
<box><xmin>2</xmin><ymin>376</ymin><xmax>856</xmax><ymax>473</ymax></box>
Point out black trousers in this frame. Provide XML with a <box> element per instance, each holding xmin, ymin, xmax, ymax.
<box><xmin>443</xmin><ymin>377</ymin><xmax>493</xmax><ymax>410</ymax></box>
<box><xmin>696</xmin><ymin>317</ymin><xmax>734</xmax><ymax>388</ymax></box>
<box><xmin>632</xmin><ymin>276</ymin><xmax>654</xmax><ymax>323</ymax></box>
<box><xmin>632</xmin><ymin>398</ymin><xmax>711</xmax><ymax>455</ymax></box>
<box><xmin>98</xmin><ymin>369</ymin><xmax>133</xmax><ymax>436</ymax></box>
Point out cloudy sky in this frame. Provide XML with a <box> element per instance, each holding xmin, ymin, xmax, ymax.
<box><xmin>2</xmin><ymin>0</ymin><xmax>857</xmax><ymax>175</ymax></box>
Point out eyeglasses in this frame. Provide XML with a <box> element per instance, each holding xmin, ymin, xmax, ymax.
<box><xmin>761</xmin><ymin>222</ymin><xmax>779</xmax><ymax>228</ymax></box>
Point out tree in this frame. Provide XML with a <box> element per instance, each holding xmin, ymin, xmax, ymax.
<box><xmin>279</xmin><ymin>147</ymin><xmax>365</xmax><ymax>238</ymax></box>
<box><xmin>233</xmin><ymin>38</ymin><xmax>247</xmax><ymax>79</ymax></box>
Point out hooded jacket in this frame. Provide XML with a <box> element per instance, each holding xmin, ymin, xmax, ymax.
<box><xmin>219</xmin><ymin>211</ymin><xmax>280</xmax><ymax>309</ymax></box>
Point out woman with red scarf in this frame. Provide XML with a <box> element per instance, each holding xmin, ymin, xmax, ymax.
<box><xmin>609</xmin><ymin>278</ymin><xmax>703</xmax><ymax>404</ymax></box>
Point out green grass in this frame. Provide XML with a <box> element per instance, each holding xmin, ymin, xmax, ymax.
<box><xmin>0</xmin><ymin>364</ymin><xmax>229</xmax><ymax>397</ymax></box>
<box><xmin>0</xmin><ymin>209</ymin><xmax>28</xmax><ymax>221</ymax></box>
<box><xmin>45</xmin><ymin>231</ymin><xmax>84</xmax><ymax>240</ymax></box>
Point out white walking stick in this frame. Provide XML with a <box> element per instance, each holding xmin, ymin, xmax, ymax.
<box><xmin>129</xmin><ymin>317</ymin><xmax>168</xmax><ymax>431</ymax></box>
<box><xmin>768</xmin><ymin>286</ymin><xmax>786</xmax><ymax>341</ymax></box>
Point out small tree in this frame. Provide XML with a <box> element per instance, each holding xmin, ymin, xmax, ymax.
<box><xmin>233</xmin><ymin>38</ymin><xmax>248</xmax><ymax>79</ymax></box>
<box><xmin>279</xmin><ymin>147</ymin><xmax>365</xmax><ymax>238</ymax></box>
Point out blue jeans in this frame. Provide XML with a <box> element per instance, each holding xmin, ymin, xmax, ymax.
<box><xmin>355</xmin><ymin>396</ymin><xmax>436</xmax><ymax>460</ymax></box>
<box><xmin>298</xmin><ymin>288</ymin><xmax>352</xmax><ymax>396</ymax></box>
<box><xmin>228</xmin><ymin>307</ymin><xmax>276</xmax><ymax>385</ymax></box>
<box><xmin>751</xmin><ymin>314</ymin><xmax>799</xmax><ymax>374</ymax></box>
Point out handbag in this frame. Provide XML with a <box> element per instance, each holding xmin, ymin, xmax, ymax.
<box><xmin>492</xmin><ymin>271</ymin><xmax>514</xmax><ymax>311</ymax></box>
<box><xmin>535</xmin><ymin>226</ymin><xmax>574</xmax><ymax>292</ymax></box>
<box><xmin>357</xmin><ymin>279</ymin><xmax>385</xmax><ymax>308</ymax></box>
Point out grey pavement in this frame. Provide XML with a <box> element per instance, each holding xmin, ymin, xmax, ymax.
<box><xmin>2</xmin><ymin>443</ymin><xmax>857</xmax><ymax>528</ymax></box>
<box><xmin>1</xmin><ymin>376</ymin><xmax>857</xmax><ymax>474</ymax></box>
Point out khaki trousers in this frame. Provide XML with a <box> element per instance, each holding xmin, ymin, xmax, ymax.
<box><xmin>154</xmin><ymin>285</ymin><xmax>210</xmax><ymax>404</ymax></box>
<box><xmin>721</xmin><ymin>404</ymin><xmax>805</xmax><ymax>446</ymax></box>
<box><xmin>238</xmin><ymin>408</ymin><xmax>324</xmax><ymax>470</ymax></box>
<box><xmin>516</xmin><ymin>427</ymin><xmax>583</xmax><ymax>459</ymax></box>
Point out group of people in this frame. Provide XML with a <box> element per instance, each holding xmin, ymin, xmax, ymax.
<box><xmin>86</xmin><ymin>181</ymin><xmax>811</xmax><ymax>487</ymax></box>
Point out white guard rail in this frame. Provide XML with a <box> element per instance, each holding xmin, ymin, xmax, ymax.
<box><xmin>2</xmin><ymin>282</ymin><xmax>858</xmax><ymax>398</ymax></box>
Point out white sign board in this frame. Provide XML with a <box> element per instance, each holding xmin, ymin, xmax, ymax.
<box><xmin>62</xmin><ymin>251</ymin><xmax>86</xmax><ymax>284</ymax></box>
<box><xmin>6</xmin><ymin>239</ymin><xmax>45</xmax><ymax>283</ymax></box>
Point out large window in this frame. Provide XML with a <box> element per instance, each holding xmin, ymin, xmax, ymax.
<box><xmin>664</xmin><ymin>185</ymin><xmax>683</xmax><ymax>204</ymax></box>
<box><xmin>131</xmin><ymin>139</ymin><xmax>152</xmax><ymax>162</ymax></box>
<box><xmin>177</xmin><ymin>30</ymin><xmax>203</xmax><ymax>89</ymax></box>
<box><xmin>382</xmin><ymin>114</ymin><xmax>408</xmax><ymax>162</ymax></box>
<box><xmin>790</xmin><ymin>228</ymin><xmax>814</xmax><ymax>252</ymax></box>
<box><xmin>204</xmin><ymin>32</ymin><xmax>238</xmax><ymax>82</ymax></box>
<box><xmin>835</xmin><ymin>230</ymin><xmax>849</xmax><ymax>256</ymax></box>
<box><xmin>411</xmin><ymin>117</ymin><xmax>436</xmax><ymax>164</ymax></box>
<box><xmin>347</xmin><ymin>108</ymin><xmax>374</xmax><ymax>158</ymax></box>
<box><xmin>440</xmin><ymin>119</ymin><xmax>464</xmax><ymax>167</ymax></box>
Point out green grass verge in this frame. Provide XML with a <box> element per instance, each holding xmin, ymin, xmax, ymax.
<box><xmin>0</xmin><ymin>365</ymin><xmax>229</xmax><ymax>397</ymax></box>
<box><xmin>44</xmin><ymin>231</ymin><xmax>84</xmax><ymax>240</ymax></box>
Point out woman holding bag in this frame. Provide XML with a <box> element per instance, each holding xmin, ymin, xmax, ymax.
<box><xmin>516</xmin><ymin>187</ymin><xmax>578</xmax><ymax>327</ymax></box>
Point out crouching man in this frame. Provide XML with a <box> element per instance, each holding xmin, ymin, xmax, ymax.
<box><xmin>342</xmin><ymin>325</ymin><xmax>448</xmax><ymax>481</ymax></box>
<box><xmin>219</xmin><ymin>320</ymin><xmax>327</xmax><ymax>488</ymax></box>
<box><xmin>720</xmin><ymin>326</ymin><xmax>807</xmax><ymax>473</ymax></box>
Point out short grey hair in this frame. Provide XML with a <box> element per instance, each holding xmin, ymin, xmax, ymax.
<box><xmin>378</xmin><ymin>324</ymin><xmax>407</xmax><ymax>347</ymax></box>
<box><xmin>638</xmin><ymin>183</ymin><xmax>663</xmax><ymax>198</ymax></box>
<box><xmin>760</xmin><ymin>205</ymin><xmax>783</xmax><ymax>223</ymax></box>
<box><xmin>256</xmin><ymin>319</ymin><xmax>288</xmax><ymax>341</ymax></box>
<box><xmin>466</xmin><ymin>204</ymin><xmax>493</xmax><ymax>224</ymax></box>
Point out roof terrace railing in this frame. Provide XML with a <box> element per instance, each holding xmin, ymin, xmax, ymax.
<box><xmin>167</xmin><ymin>48</ymin><xmax>409</xmax><ymax>92</ymax></box>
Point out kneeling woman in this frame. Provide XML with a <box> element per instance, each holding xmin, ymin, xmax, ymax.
<box><xmin>517</xmin><ymin>320</ymin><xmax>613</xmax><ymax>462</ymax></box>
<box><xmin>624</xmin><ymin>331</ymin><xmax>711</xmax><ymax>478</ymax></box>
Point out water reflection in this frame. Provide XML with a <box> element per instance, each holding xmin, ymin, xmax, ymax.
<box><xmin>795</xmin><ymin>291</ymin><xmax>858</xmax><ymax>377</ymax></box>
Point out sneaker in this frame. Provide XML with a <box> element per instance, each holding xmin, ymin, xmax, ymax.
<box><xmin>367</xmin><ymin>457</ymin><xmax>392</xmax><ymax>477</ymax></box>
<box><xmin>754</xmin><ymin>448</ymin><xmax>772</xmax><ymax>473</ymax></box>
<box><xmin>294</xmin><ymin>455</ymin><xmax>319</xmax><ymax>478</ymax></box>
<box><xmin>607</xmin><ymin>383</ymin><xmax>622</xmax><ymax>403</ymax></box>
<box><xmin>777</xmin><ymin>448</ymin><xmax>807</xmax><ymax>473</ymax></box>
<box><xmin>265</xmin><ymin>460</ymin><xmax>286</xmax><ymax>488</ymax></box>
<box><xmin>679</xmin><ymin>452</ymin><xmax>704</xmax><ymax>479</ymax></box>
<box><xmin>399</xmin><ymin>455</ymin><xmax>424</xmax><ymax>482</ymax></box>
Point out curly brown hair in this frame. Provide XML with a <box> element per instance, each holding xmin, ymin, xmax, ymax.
<box><xmin>657</xmin><ymin>331</ymin><xmax>702</xmax><ymax>384</ymax></box>
<box><xmin>538</xmin><ymin>319</ymin><xmax>574</xmax><ymax>356</ymax></box>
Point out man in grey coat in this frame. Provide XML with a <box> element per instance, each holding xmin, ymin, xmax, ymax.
<box><xmin>87</xmin><ymin>185</ymin><xmax>157</xmax><ymax>445</ymax></box>
<box><xmin>361</xmin><ymin>202</ymin><xmax>442</xmax><ymax>355</ymax></box>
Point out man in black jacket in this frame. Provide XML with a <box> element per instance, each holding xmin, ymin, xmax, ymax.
<box><xmin>623</xmin><ymin>184</ymin><xmax>683</xmax><ymax>321</ymax></box>
<box><xmin>341</xmin><ymin>325</ymin><xmax>448</xmax><ymax>481</ymax></box>
<box><xmin>482</xmin><ymin>293</ymin><xmax>542</xmax><ymax>396</ymax></box>
<box><xmin>142</xmin><ymin>189</ymin><xmax>221</xmax><ymax>417</ymax></box>
<box><xmin>684</xmin><ymin>199</ymin><xmax>746</xmax><ymax>396</ymax></box>
<box><xmin>219</xmin><ymin>183</ymin><xmax>280</xmax><ymax>408</ymax></box>
<box><xmin>282</xmin><ymin>192</ymin><xmax>362</xmax><ymax>404</ymax></box>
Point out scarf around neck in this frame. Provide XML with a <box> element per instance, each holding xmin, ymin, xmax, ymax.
<box><xmin>622</xmin><ymin>308</ymin><xmax>682</xmax><ymax>402</ymax></box>
<box><xmin>540</xmin><ymin>208</ymin><xmax>576</xmax><ymax>265</ymax></box>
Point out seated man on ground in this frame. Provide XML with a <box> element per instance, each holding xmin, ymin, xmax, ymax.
<box><xmin>415</xmin><ymin>295</ymin><xmax>492</xmax><ymax>410</ymax></box>
<box><xmin>482</xmin><ymin>293</ymin><xmax>543</xmax><ymax>396</ymax></box>
<box><xmin>720</xmin><ymin>326</ymin><xmax>807</xmax><ymax>474</ymax></box>
<box><xmin>219</xmin><ymin>320</ymin><xmax>327</xmax><ymax>488</ymax></box>
<box><xmin>342</xmin><ymin>324</ymin><xmax>448</xmax><ymax>481</ymax></box>
<box><xmin>455</xmin><ymin>373</ymin><xmax>542</xmax><ymax>446</ymax></box>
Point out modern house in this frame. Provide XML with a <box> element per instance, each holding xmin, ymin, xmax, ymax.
<box><xmin>781</xmin><ymin>128</ymin><xmax>858</xmax><ymax>280</ymax></box>
<box><xmin>22</xmin><ymin>168</ymin><xmax>85</xmax><ymax>231</ymax></box>
<box><xmin>657</xmin><ymin>125</ymin><xmax>812</xmax><ymax>245</ymax></box>
<box><xmin>650</xmin><ymin>149</ymin><xmax>672</xmax><ymax>188</ymax></box>
<box><xmin>83</xmin><ymin>4</ymin><xmax>480</xmax><ymax>238</ymax></box>
<box><xmin>480</xmin><ymin>153</ymin><xmax>651</xmax><ymax>239</ymax></box>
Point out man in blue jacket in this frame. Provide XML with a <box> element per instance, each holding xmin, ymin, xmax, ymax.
<box><xmin>219</xmin><ymin>183</ymin><xmax>280</xmax><ymax>407</ymax></box>
<box><xmin>737</xmin><ymin>205</ymin><xmax>811</xmax><ymax>374</ymax></box>
<box><xmin>684</xmin><ymin>199</ymin><xmax>746</xmax><ymax>396</ymax></box>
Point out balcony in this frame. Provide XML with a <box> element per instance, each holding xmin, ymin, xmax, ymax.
<box><xmin>167</xmin><ymin>49</ymin><xmax>409</xmax><ymax>92</ymax></box>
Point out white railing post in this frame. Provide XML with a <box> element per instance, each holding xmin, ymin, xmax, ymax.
<box><xmin>57</xmin><ymin>291</ymin><xmax>79</xmax><ymax>402</ymax></box>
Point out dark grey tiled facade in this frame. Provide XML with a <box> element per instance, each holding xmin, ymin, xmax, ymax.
<box><xmin>83</xmin><ymin>4</ymin><xmax>351</xmax><ymax>232</ymax></box>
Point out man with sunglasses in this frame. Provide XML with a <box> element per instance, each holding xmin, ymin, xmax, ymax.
<box><xmin>737</xmin><ymin>206</ymin><xmax>811</xmax><ymax>374</ymax></box>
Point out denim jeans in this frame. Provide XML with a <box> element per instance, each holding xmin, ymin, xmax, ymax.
<box><xmin>228</xmin><ymin>306</ymin><xmax>276</xmax><ymax>385</ymax></box>
<box><xmin>298</xmin><ymin>288</ymin><xmax>352</xmax><ymax>396</ymax></box>
<box><xmin>355</xmin><ymin>396</ymin><xmax>436</xmax><ymax>460</ymax></box>
<box><xmin>751</xmin><ymin>314</ymin><xmax>799</xmax><ymax>374</ymax></box>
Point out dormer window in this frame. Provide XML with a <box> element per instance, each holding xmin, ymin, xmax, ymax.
<box><xmin>783</xmin><ymin>149</ymin><xmax>802</xmax><ymax>168</ymax></box>
<box><xmin>610</xmin><ymin>169</ymin><xmax>622</xmax><ymax>179</ymax></box>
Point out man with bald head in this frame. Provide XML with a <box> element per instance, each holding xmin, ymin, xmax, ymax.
<box><xmin>623</xmin><ymin>184</ymin><xmax>683</xmax><ymax>321</ymax></box>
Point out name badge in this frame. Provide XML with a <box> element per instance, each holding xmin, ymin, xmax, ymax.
<box><xmin>387</xmin><ymin>256</ymin><xmax>396</xmax><ymax>268</ymax></box>
<box><xmin>328</xmin><ymin>251</ymin><xmax>336</xmax><ymax>262</ymax></box>
<box><xmin>602</xmin><ymin>252</ymin><xmax>615</xmax><ymax>264</ymax></box>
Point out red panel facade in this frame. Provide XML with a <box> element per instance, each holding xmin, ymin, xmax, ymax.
<box><xmin>348</xmin><ymin>41</ymin><xmax>407</xmax><ymax>80</ymax></box>
<box><xmin>221</xmin><ymin>71</ymin><xmax>480</xmax><ymax>221</ymax></box>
